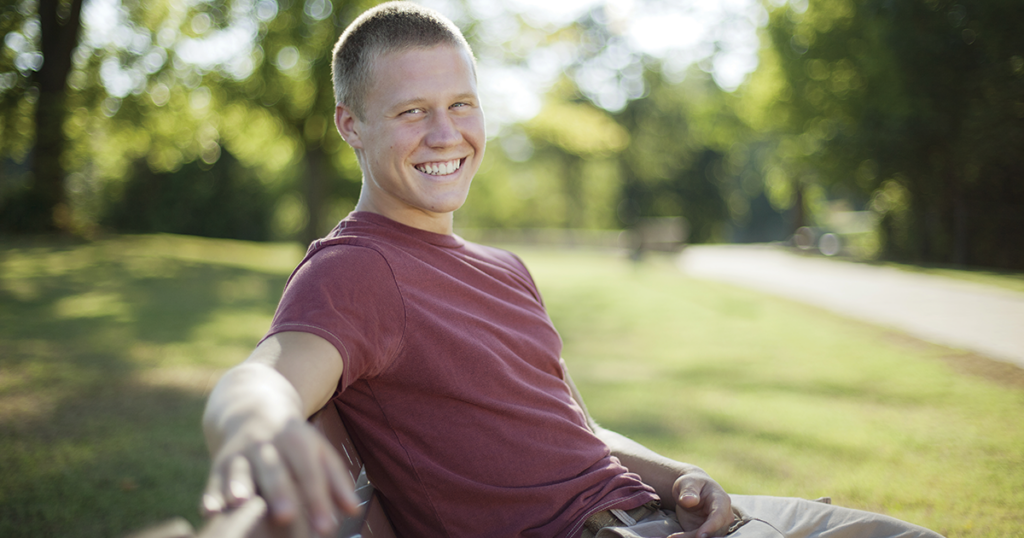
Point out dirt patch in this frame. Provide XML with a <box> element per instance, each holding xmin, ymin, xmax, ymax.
<box><xmin>937</xmin><ymin>351</ymin><xmax>1024</xmax><ymax>389</ymax></box>
<box><xmin>884</xmin><ymin>331</ymin><xmax>1024</xmax><ymax>390</ymax></box>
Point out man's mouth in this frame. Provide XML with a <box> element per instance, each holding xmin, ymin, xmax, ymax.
<box><xmin>415</xmin><ymin>159</ymin><xmax>462</xmax><ymax>176</ymax></box>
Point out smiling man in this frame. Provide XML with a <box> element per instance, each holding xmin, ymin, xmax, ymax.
<box><xmin>337</xmin><ymin>40</ymin><xmax>484</xmax><ymax>233</ymax></box>
<box><xmin>200</xmin><ymin>3</ymin><xmax>944</xmax><ymax>538</ymax></box>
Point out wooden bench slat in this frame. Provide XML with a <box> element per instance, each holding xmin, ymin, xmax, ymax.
<box><xmin>310</xmin><ymin>401</ymin><xmax>398</xmax><ymax>538</ymax></box>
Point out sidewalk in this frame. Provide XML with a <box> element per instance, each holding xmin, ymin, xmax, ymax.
<box><xmin>676</xmin><ymin>244</ymin><xmax>1024</xmax><ymax>369</ymax></box>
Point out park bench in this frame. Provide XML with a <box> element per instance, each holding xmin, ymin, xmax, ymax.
<box><xmin>624</xmin><ymin>217</ymin><xmax>689</xmax><ymax>259</ymax></box>
<box><xmin>131</xmin><ymin>402</ymin><xmax>834</xmax><ymax>538</ymax></box>
<box><xmin>310</xmin><ymin>400</ymin><xmax>397</xmax><ymax>538</ymax></box>
<box><xmin>128</xmin><ymin>400</ymin><xmax>397</xmax><ymax>538</ymax></box>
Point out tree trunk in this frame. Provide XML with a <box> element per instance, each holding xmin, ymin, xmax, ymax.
<box><xmin>562</xmin><ymin>155</ymin><xmax>584</xmax><ymax>230</ymax></box>
<box><xmin>26</xmin><ymin>0</ymin><xmax>84</xmax><ymax>232</ymax></box>
<box><xmin>302</xmin><ymin>148</ymin><xmax>328</xmax><ymax>244</ymax></box>
<box><xmin>791</xmin><ymin>179</ymin><xmax>806</xmax><ymax>234</ymax></box>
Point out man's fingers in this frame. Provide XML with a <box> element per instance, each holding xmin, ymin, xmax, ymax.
<box><xmin>674</xmin><ymin>474</ymin><xmax>707</xmax><ymax>510</ymax></box>
<box><xmin>686</xmin><ymin>491</ymin><xmax>734</xmax><ymax>538</ymax></box>
<box><xmin>250</xmin><ymin>443</ymin><xmax>301</xmax><ymax>524</ymax></box>
<box><xmin>278</xmin><ymin>427</ymin><xmax>339</xmax><ymax>535</ymax></box>
<box><xmin>203</xmin><ymin>421</ymin><xmax>354</xmax><ymax>536</ymax></box>
<box><xmin>677</xmin><ymin>485</ymin><xmax>702</xmax><ymax>508</ymax></box>
<box><xmin>671</xmin><ymin>472</ymin><xmax>734</xmax><ymax>538</ymax></box>
<box><xmin>201</xmin><ymin>454</ymin><xmax>253</xmax><ymax>517</ymax></box>
<box><xmin>225</xmin><ymin>455</ymin><xmax>255</xmax><ymax>507</ymax></box>
<box><xmin>201</xmin><ymin>470</ymin><xmax>226</xmax><ymax>517</ymax></box>
<box><xmin>696</xmin><ymin>497</ymin><xmax>734</xmax><ymax>538</ymax></box>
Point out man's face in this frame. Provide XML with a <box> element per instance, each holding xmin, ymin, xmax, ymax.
<box><xmin>337</xmin><ymin>44</ymin><xmax>485</xmax><ymax>233</ymax></box>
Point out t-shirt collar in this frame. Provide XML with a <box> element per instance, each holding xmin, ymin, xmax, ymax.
<box><xmin>346</xmin><ymin>211</ymin><xmax>465</xmax><ymax>248</ymax></box>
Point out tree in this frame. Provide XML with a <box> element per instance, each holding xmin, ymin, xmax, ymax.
<box><xmin>223</xmin><ymin>0</ymin><xmax>374</xmax><ymax>243</ymax></box>
<box><xmin>614</xmin><ymin>66</ymin><xmax>750</xmax><ymax>243</ymax></box>
<box><xmin>2</xmin><ymin>0</ymin><xmax>376</xmax><ymax>242</ymax></box>
<box><xmin>763</xmin><ymin>0</ymin><xmax>1024</xmax><ymax>268</ymax></box>
<box><xmin>459</xmin><ymin>3</ymin><xmax>766</xmax><ymax>241</ymax></box>
<box><xmin>94</xmin><ymin>0</ymin><xmax>373</xmax><ymax>243</ymax></box>
<box><xmin>522</xmin><ymin>80</ymin><xmax>629</xmax><ymax>229</ymax></box>
<box><xmin>0</xmin><ymin>0</ymin><xmax>84</xmax><ymax>232</ymax></box>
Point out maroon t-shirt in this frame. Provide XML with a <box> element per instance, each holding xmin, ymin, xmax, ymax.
<box><xmin>265</xmin><ymin>212</ymin><xmax>657</xmax><ymax>537</ymax></box>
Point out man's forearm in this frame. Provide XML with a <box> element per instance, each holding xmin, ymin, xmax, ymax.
<box><xmin>560</xmin><ymin>359</ymin><xmax>709</xmax><ymax>502</ymax></box>
<box><xmin>201</xmin><ymin>355</ymin><xmax>360</xmax><ymax>530</ymax></box>
<box><xmin>202</xmin><ymin>362</ymin><xmax>306</xmax><ymax>455</ymax></box>
<box><xmin>593</xmin><ymin>424</ymin><xmax>705</xmax><ymax>503</ymax></box>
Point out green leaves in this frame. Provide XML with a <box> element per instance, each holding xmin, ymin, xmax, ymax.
<box><xmin>758</xmin><ymin>0</ymin><xmax>1024</xmax><ymax>267</ymax></box>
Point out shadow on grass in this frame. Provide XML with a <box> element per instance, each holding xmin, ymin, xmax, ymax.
<box><xmin>0</xmin><ymin>236</ymin><xmax>294</xmax><ymax>538</ymax></box>
<box><xmin>0</xmin><ymin>384</ymin><xmax>209</xmax><ymax>537</ymax></box>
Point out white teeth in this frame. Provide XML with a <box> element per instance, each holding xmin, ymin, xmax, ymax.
<box><xmin>417</xmin><ymin>159</ymin><xmax>461</xmax><ymax>176</ymax></box>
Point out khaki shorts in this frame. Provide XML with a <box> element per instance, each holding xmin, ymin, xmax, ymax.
<box><xmin>585</xmin><ymin>495</ymin><xmax>943</xmax><ymax>538</ymax></box>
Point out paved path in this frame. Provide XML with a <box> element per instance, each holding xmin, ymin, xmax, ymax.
<box><xmin>676</xmin><ymin>244</ymin><xmax>1024</xmax><ymax>369</ymax></box>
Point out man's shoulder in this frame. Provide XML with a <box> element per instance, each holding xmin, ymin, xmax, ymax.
<box><xmin>286</xmin><ymin>235</ymin><xmax>396</xmax><ymax>291</ymax></box>
<box><xmin>309</xmin><ymin>235</ymin><xmax>389</xmax><ymax>260</ymax></box>
<box><xmin>463</xmin><ymin>240</ymin><xmax>527</xmax><ymax>268</ymax></box>
<box><xmin>301</xmin><ymin>215</ymin><xmax>408</xmax><ymax>267</ymax></box>
<box><xmin>462</xmin><ymin>235</ymin><xmax>530</xmax><ymax>262</ymax></box>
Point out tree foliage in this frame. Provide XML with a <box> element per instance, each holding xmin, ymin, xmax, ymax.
<box><xmin>3</xmin><ymin>0</ymin><xmax>1022</xmax><ymax>269</ymax></box>
<box><xmin>103</xmin><ymin>149</ymin><xmax>273</xmax><ymax>240</ymax></box>
<box><xmin>1</xmin><ymin>0</ymin><xmax>373</xmax><ymax>241</ymax></box>
<box><xmin>614</xmin><ymin>66</ymin><xmax>761</xmax><ymax>243</ymax></box>
<box><xmin>763</xmin><ymin>0</ymin><xmax>1024</xmax><ymax>268</ymax></box>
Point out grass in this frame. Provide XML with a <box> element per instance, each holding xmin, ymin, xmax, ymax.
<box><xmin>865</xmin><ymin>259</ymin><xmax>1024</xmax><ymax>295</ymax></box>
<box><xmin>0</xmin><ymin>234</ymin><xmax>305</xmax><ymax>537</ymax></box>
<box><xmin>520</xmin><ymin>249</ymin><xmax>1024</xmax><ymax>538</ymax></box>
<box><xmin>1</xmin><ymin>235</ymin><xmax>1021</xmax><ymax>537</ymax></box>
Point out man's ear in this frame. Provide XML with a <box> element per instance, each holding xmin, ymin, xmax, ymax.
<box><xmin>335</xmin><ymin>104</ymin><xmax>363</xmax><ymax>149</ymax></box>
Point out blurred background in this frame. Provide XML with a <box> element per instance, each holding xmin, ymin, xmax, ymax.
<box><xmin>2</xmin><ymin>1</ymin><xmax>1024</xmax><ymax>537</ymax></box>
<box><xmin>2</xmin><ymin>0</ymin><xmax>1022</xmax><ymax>267</ymax></box>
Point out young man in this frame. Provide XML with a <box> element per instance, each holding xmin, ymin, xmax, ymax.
<box><xmin>201</xmin><ymin>3</ymin><xmax>944</xmax><ymax>538</ymax></box>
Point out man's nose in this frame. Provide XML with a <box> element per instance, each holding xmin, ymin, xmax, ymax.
<box><xmin>425</xmin><ymin>112</ymin><xmax>462</xmax><ymax>148</ymax></box>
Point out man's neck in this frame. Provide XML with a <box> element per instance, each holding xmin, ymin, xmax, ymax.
<box><xmin>353</xmin><ymin>198</ymin><xmax>455</xmax><ymax>236</ymax></box>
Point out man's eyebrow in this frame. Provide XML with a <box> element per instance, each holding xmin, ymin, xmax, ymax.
<box><xmin>450</xmin><ymin>92</ymin><xmax>479</xmax><ymax>103</ymax></box>
<box><xmin>389</xmin><ymin>93</ymin><xmax>479</xmax><ymax>112</ymax></box>
<box><xmin>388</xmin><ymin>98</ymin><xmax>425</xmax><ymax>111</ymax></box>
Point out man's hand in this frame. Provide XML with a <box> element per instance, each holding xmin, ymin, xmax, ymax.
<box><xmin>202</xmin><ymin>417</ymin><xmax>361</xmax><ymax>536</ymax></box>
<box><xmin>201</xmin><ymin>333</ymin><xmax>354</xmax><ymax>536</ymax></box>
<box><xmin>668</xmin><ymin>470</ymin><xmax>734</xmax><ymax>538</ymax></box>
<box><xmin>561</xmin><ymin>360</ymin><xmax>736</xmax><ymax>538</ymax></box>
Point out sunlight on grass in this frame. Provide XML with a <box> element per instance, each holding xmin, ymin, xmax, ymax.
<box><xmin>514</xmin><ymin>247</ymin><xmax>1024</xmax><ymax>538</ymax></box>
<box><xmin>0</xmin><ymin>234</ymin><xmax>303</xmax><ymax>537</ymax></box>
<box><xmin>1</xmin><ymin>237</ymin><xmax>1021</xmax><ymax>537</ymax></box>
<box><xmin>54</xmin><ymin>291</ymin><xmax>131</xmax><ymax>320</ymax></box>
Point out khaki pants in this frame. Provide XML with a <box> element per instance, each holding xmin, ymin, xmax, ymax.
<box><xmin>590</xmin><ymin>495</ymin><xmax>944</xmax><ymax>538</ymax></box>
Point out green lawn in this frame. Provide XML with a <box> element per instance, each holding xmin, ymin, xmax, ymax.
<box><xmin>1</xmin><ymin>235</ymin><xmax>1021</xmax><ymax>537</ymax></box>
<box><xmin>866</xmin><ymin>259</ymin><xmax>1024</xmax><ymax>295</ymax></box>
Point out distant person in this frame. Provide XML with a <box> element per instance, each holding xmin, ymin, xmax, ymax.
<box><xmin>200</xmin><ymin>3</ymin><xmax>945</xmax><ymax>537</ymax></box>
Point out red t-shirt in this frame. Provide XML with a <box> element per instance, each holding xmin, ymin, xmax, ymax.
<box><xmin>265</xmin><ymin>212</ymin><xmax>657</xmax><ymax>537</ymax></box>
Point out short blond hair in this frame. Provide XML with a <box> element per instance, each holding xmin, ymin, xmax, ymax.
<box><xmin>332</xmin><ymin>1</ymin><xmax>475</xmax><ymax>119</ymax></box>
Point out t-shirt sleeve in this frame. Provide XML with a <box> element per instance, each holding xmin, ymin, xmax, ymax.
<box><xmin>505</xmin><ymin>250</ymin><xmax>546</xmax><ymax>307</ymax></box>
<box><xmin>263</xmin><ymin>244</ymin><xmax>405</xmax><ymax>393</ymax></box>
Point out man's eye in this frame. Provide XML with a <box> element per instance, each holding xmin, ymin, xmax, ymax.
<box><xmin>403</xmin><ymin>108</ymin><xmax>424</xmax><ymax>115</ymax></box>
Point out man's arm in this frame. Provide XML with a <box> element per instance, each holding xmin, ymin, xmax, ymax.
<box><xmin>561</xmin><ymin>359</ymin><xmax>735</xmax><ymax>538</ymax></box>
<box><xmin>202</xmin><ymin>331</ymin><xmax>361</xmax><ymax>536</ymax></box>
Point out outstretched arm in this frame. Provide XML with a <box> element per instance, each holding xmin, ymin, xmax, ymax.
<box><xmin>561</xmin><ymin>359</ymin><xmax>735</xmax><ymax>538</ymax></box>
<box><xmin>202</xmin><ymin>331</ymin><xmax>361</xmax><ymax>536</ymax></box>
